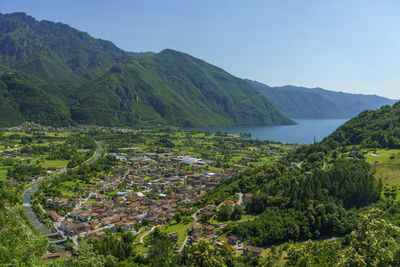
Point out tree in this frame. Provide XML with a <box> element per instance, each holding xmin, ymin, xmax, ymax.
<box><xmin>182</xmin><ymin>238</ymin><xmax>225</xmax><ymax>267</ymax></box>
<box><xmin>174</xmin><ymin>213</ymin><xmax>182</xmax><ymax>223</ymax></box>
<box><xmin>148</xmin><ymin>228</ymin><xmax>177</xmax><ymax>267</ymax></box>
<box><xmin>286</xmin><ymin>240</ymin><xmax>341</xmax><ymax>266</ymax></box>
<box><xmin>231</xmin><ymin>205</ymin><xmax>244</xmax><ymax>221</ymax></box>
<box><xmin>338</xmin><ymin>211</ymin><xmax>400</xmax><ymax>266</ymax></box>
<box><xmin>217</xmin><ymin>205</ymin><xmax>232</xmax><ymax>222</ymax></box>
<box><xmin>70</xmin><ymin>242</ymin><xmax>116</xmax><ymax>267</ymax></box>
<box><xmin>0</xmin><ymin>187</ymin><xmax>49</xmax><ymax>266</ymax></box>
<box><xmin>285</xmin><ymin>210</ymin><xmax>400</xmax><ymax>266</ymax></box>
<box><xmin>258</xmin><ymin>245</ymin><xmax>285</xmax><ymax>267</ymax></box>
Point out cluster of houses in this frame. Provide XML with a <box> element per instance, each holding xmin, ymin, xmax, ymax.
<box><xmin>39</xmin><ymin>137</ymin><xmax>281</xmax><ymax>256</ymax></box>
<box><xmin>46</xmin><ymin>154</ymin><xmax>235</xmax><ymax>241</ymax></box>
<box><xmin>50</xmin><ymin>190</ymin><xmax>203</xmax><ymax>239</ymax></box>
<box><xmin>184</xmin><ymin>200</ymin><xmax>263</xmax><ymax>257</ymax></box>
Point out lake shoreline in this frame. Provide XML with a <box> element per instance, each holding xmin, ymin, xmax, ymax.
<box><xmin>188</xmin><ymin>118</ymin><xmax>349</xmax><ymax>144</ymax></box>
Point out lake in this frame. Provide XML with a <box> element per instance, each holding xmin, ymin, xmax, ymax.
<box><xmin>193</xmin><ymin>118</ymin><xmax>349</xmax><ymax>144</ymax></box>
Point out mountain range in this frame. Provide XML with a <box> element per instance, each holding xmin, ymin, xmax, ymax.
<box><xmin>246</xmin><ymin>80</ymin><xmax>397</xmax><ymax>119</ymax></box>
<box><xmin>0</xmin><ymin>12</ymin><xmax>396</xmax><ymax>127</ymax></box>
<box><xmin>0</xmin><ymin>12</ymin><xmax>292</xmax><ymax>127</ymax></box>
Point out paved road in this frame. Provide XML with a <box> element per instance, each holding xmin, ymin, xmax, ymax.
<box><xmin>70</xmin><ymin>141</ymin><xmax>103</xmax><ymax>170</ymax></box>
<box><xmin>191</xmin><ymin>211</ymin><xmax>199</xmax><ymax>222</ymax></box>
<box><xmin>178</xmin><ymin>207</ymin><xmax>202</xmax><ymax>253</ymax></box>
<box><xmin>177</xmin><ymin>235</ymin><xmax>189</xmax><ymax>254</ymax></box>
<box><xmin>178</xmin><ymin>193</ymin><xmax>243</xmax><ymax>254</ymax></box>
<box><xmin>236</xmin><ymin>192</ymin><xmax>243</xmax><ymax>206</ymax></box>
<box><xmin>87</xmin><ymin>141</ymin><xmax>103</xmax><ymax>165</ymax></box>
<box><xmin>140</xmin><ymin>226</ymin><xmax>156</xmax><ymax>244</ymax></box>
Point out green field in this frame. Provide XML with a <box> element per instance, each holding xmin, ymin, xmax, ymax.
<box><xmin>365</xmin><ymin>149</ymin><xmax>400</xmax><ymax>185</ymax></box>
<box><xmin>209</xmin><ymin>214</ymin><xmax>257</xmax><ymax>225</ymax></box>
<box><xmin>160</xmin><ymin>222</ymin><xmax>191</xmax><ymax>246</ymax></box>
<box><xmin>40</xmin><ymin>160</ymin><xmax>69</xmax><ymax>168</ymax></box>
<box><xmin>132</xmin><ymin>243</ymin><xmax>149</xmax><ymax>254</ymax></box>
<box><xmin>0</xmin><ymin>168</ymin><xmax>8</xmax><ymax>181</ymax></box>
<box><xmin>45</xmin><ymin>132</ymin><xmax>69</xmax><ymax>137</ymax></box>
<box><xmin>3</xmin><ymin>131</ymin><xmax>32</xmax><ymax>137</ymax></box>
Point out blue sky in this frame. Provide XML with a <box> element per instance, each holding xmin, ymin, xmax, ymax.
<box><xmin>2</xmin><ymin>0</ymin><xmax>400</xmax><ymax>99</ymax></box>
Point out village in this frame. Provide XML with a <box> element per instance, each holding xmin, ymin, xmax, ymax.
<box><xmin>41</xmin><ymin>149</ymin><xmax>248</xmax><ymax>253</ymax></box>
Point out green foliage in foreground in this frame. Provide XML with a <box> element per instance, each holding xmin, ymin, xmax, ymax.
<box><xmin>284</xmin><ymin>211</ymin><xmax>400</xmax><ymax>266</ymax></box>
<box><xmin>0</xmin><ymin>186</ymin><xmax>49</xmax><ymax>266</ymax></box>
<box><xmin>75</xmin><ymin>211</ymin><xmax>400</xmax><ymax>266</ymax></box>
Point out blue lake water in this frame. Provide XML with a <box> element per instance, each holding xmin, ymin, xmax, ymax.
<box><xmin>193</xmin><ymin>118</ymin><xmax>349</xmax><ymax>144</ymax></box>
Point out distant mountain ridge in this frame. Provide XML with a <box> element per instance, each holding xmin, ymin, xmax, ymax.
<box><xmin>246</xmin><ymin>79</ymin><xmax>397</xmax><ymax>119</ymax></box>
<box><xmin>0</xmin><ymin>12</ymin><xmax>293</xmax><ymax>127</ymax></box>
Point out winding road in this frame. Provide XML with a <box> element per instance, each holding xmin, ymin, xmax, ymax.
<box><xmin>140</xmin><ymin>226</ymin><xmax>156</xmax><ymax>243</ymax></box>
<box><xmin>236</xmin><ymin>192</ymin><xmax>243</xmax><ymax>206</ymax></box>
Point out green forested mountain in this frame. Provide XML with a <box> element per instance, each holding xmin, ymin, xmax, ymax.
<box><xmin>71</xmin><ymin>49</ymin><xmax>294</xmax><ymax>127</ymax></box>
<box><xmin>323</xmin><ymin>101</ymin><xmax>400</xmax><ymax>148</ymax></box>
<box><xmin>246</xmin><ymin>79</ymin><xmax>397</xmax><ymax>119</ymax></box>
<box><xmin>0</xmin><ymin>12</ymin><xmax>152</xmax><ymax>96</ymax></box>
<box><xmin>0</xmin><ymin>12</ymin><xmax>293</xmax><ymax>127</ymax></box>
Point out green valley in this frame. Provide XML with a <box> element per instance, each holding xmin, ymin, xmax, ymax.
<box><xmin>1</xmin><ymin>7</ymin><xmax>400</xmax><ymax>267</ymax></box>
<box><xmin>1</xmin><ymin>98</ymin><xmax>400</xmax><ymax>265</ymax></box>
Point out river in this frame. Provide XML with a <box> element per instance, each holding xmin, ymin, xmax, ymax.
<box><xmin>192</xmin><ymin>118</ymin><xmax>349</xmax><ymax>144</ymax></box>
<box><xmin>23</xmin><ymin>184</ymin><xmax>52</xmax><ymax>234</ymax></box>
<box><xmin>21</xmin><ymin>141</ymin><xmax>103</xmax><ymax>241</ymax></box>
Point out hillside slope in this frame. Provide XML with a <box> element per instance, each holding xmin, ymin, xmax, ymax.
<box><xmin>72</xmin><ymin>49</ymin><xmax>294</xmax><ymax>127</ymax></box>
<box><xmin>199</xmin><ymin>102</ymin><xmax>399</xmax><ymax>247</ymax></box>
<box><xmin>323</xmin><ymin>101</ymin><xmax>400</xmax><ymax>148</ymax></box>
<box><xmin>0</xmin><ymin>72</ymin><xmax>71</xmax><ymax>126</ymax></box>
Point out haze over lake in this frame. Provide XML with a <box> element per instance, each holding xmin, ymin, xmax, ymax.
<box><xmin>195</xmin><ymin>119</ymin><xmax>349</xmax><ymax>144</ymax></box>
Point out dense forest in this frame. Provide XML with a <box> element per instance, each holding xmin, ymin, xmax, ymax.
<box><xmin>201</xmin><ymin>144</ymin><xmax>381</xmax><ymax>247</ymax></box>
<box><xmin>324</xmin><ymin>102</ymin><xmax>400</xmax><ymax>148</ymax></box>
<box><xmin>1</xmin><ymin>9</ymin><xmax>400</xmax><ymax>266</ymax></box>
<box><xmin>0</xmin><ymin>73</ymin><xmax>71</xmax><ymax>126</ymax></box>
